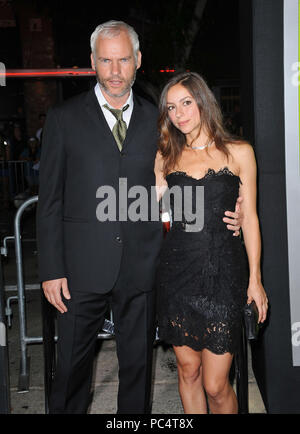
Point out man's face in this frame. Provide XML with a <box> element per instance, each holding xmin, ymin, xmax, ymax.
<box><xmin>91</xmin><ymin>30</ymin><xmax>141</xmax><ymax>102</ymax></box>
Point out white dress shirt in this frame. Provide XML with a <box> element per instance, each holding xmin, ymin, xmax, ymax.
<box><xmin>94</xmin><ymin>83</ymin><xmax>134</xmax><ymax>130</ymax></box>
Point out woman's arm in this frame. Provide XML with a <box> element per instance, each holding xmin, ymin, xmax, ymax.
<box><xmin>237</xmin><ymin>144</ymin><xmax>268</xmax><ymax>323</ymax></box>
<box><xmin>154</xmin><ymin>151</ymin><xmax>168</xmax><ymax>202</ymax></box>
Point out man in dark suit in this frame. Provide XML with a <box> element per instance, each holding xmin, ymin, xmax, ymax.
<box><xmin>37</xmin><ymin>20</ymin><xmax>241</xmax><ymax>414</ymax></box>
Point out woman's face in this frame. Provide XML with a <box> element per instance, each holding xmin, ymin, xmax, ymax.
<box><xmin>166</xmin><ymin>83</ymin><xmax>201</xmax><ymax>139</ymax></box>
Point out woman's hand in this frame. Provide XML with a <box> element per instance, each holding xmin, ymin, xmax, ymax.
<box><xmin>246</xmin><ymin>280</ymin><xmax>268</xmax><ymax>323</ymax></box>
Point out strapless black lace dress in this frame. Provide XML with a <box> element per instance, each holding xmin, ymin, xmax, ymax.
<box><xmin>156</xmin><ymin>167</ymin><xmax>248</xmax><ymax>355</ymax></box>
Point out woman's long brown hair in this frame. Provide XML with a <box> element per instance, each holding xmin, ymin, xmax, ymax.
<box><xmin>158</xmin><ymin>71</ymin><xmax>243</xmax><ymax>177</ymax></box>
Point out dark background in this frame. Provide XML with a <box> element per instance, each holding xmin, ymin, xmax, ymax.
<box><xmin>0</xmin><ymin>0</ymin><xmax>241</xmax><ymax>135</ymax></box>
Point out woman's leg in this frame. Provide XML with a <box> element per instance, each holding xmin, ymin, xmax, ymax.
<box><xmin>202</xmin><ymin>348</ymin><xmax>237</xmax><ymax>414</ymax></box>
<box><xmin>173</xmin><ymin>345</ymin><xmax>207</xmax><ymax>414</ymax></box>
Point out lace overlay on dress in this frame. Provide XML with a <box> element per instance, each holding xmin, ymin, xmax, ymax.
<box><xmin>167</xmin><ymin>166</ymin><xmax>242</xmax><ymax>183</ymax></box>
<box><xmin>156</xmin><ymin>168</ymin><xmax>248</xmax><ymax>355</ymax></box>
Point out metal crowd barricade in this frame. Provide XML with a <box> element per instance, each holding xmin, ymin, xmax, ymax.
<box><xmin>14</xmin><ymin>196</ymin><xmax>41</xmax><ymax>391</ymax></box>
<box><xmin>0</xmin><ymin>239</ymin><xmax>10</xmax><ymax>413</ymax></box>
<box><xmin>0</xmin><ymin>160</ymin><xmax>39</xmax><ymax>208</ymax></box>
<box><xmin>235</xmin><ymin>324</ymin><xmax>249</xmax><ymax>414</ymax></box>
<box><xmin>2</xmin><ymin>196</ymin><xmax>115</xmax><ymax>396</ymax></box>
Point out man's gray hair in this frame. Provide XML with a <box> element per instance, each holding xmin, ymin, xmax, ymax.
<box><xmin>90</xmin><ymin>20</ymin><xmax>140</xmax><ymax>63</ymax></box>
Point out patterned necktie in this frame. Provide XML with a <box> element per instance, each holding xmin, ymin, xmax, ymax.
<box><xmin>103</xmin><ymin>104</ymin><xmax>129</xmax><ymax>151</ymax></box>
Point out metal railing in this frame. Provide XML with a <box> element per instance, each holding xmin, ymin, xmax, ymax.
<box><xmin>0</xmin><ymin>160</ymin><xmax>39</xmax><ymax>210</ymax></box>
<box><xmin>0</xmin><ymin>238</ymin><xmax>10</xmax><ymax>413</ymax></box>
<box><xmin>1</xmin><ymin>196</ymin><xmax>115</xmax><ymax>393</ymax></box>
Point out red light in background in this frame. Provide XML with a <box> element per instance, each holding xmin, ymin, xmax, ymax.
<box><xmin>159</xmin><ymin>69</ymin><xmax>175</xmax><ymax>73</ymax></box>
<box><xmin>0</xmin><ymin>68</ymin><xmax>96</xmax><ymax>78</ymax></box>
<box><xmin>0</xmin><ymin>68</ymin><xmax>176</xmax><ymax>78</ymax></box>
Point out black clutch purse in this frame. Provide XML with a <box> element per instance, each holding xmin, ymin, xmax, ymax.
<box><xmin>243</xmin><ymin>301</ymin><xmax>260</xmax><ymax>340</ymax></box>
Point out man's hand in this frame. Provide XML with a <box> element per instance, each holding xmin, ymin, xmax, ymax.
<box><xmin>42</xmin><ymin>277</ymin><xmax>70</xmax><ymax>313</ymax></box>
<box><xmin>223</xmin><ymin>196</ymin><xmax>243</xmax><ymax>236</ymax></box>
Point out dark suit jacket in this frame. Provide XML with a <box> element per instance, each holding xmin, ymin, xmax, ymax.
<box><xmin>37</xmin><ymin>88</ymin><xmax>162</xmax><ymax>293</ymax></box>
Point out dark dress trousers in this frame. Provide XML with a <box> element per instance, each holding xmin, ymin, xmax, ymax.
<box><xmin>37</xmin><ymin>88</ymin><xmax>162</xmax><ymax>413</ymax></box>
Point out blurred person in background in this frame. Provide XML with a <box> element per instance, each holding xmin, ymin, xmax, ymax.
<box><xmin>9</xmin><ymin>122</ymin><xmax>26</xmax><ymax>160</ymax></box>
<box><xmin>19</xmin><ymin>137</ymin><xmax>41</xmax><ymax>195</ymax></box>
<box><xmin>35</xmin><ymin>113</ymin><xmax>46</xmax><ymax>144</ymax></box>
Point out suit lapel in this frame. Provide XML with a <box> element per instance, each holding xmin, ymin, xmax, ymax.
<box><xmin>84</xmin><ymin>89</ymin><xmax>120</xmax><ymax>155</ymax></box>
<box><xmin>122</xmin><ymin>93</ymin><xmax>145</xmax><ymax>151</ymax></box>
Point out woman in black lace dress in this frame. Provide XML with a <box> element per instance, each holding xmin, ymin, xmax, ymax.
<box><xmin>155</xmin><ymin>72</ymin><xmax>268</xmax><ymax>414</ymax></box>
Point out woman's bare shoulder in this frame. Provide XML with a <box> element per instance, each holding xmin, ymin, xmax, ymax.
<box><xmin>226</xmin><ymin>141</ymin><xmax>254</xmax><ymax>161</ymax></box>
